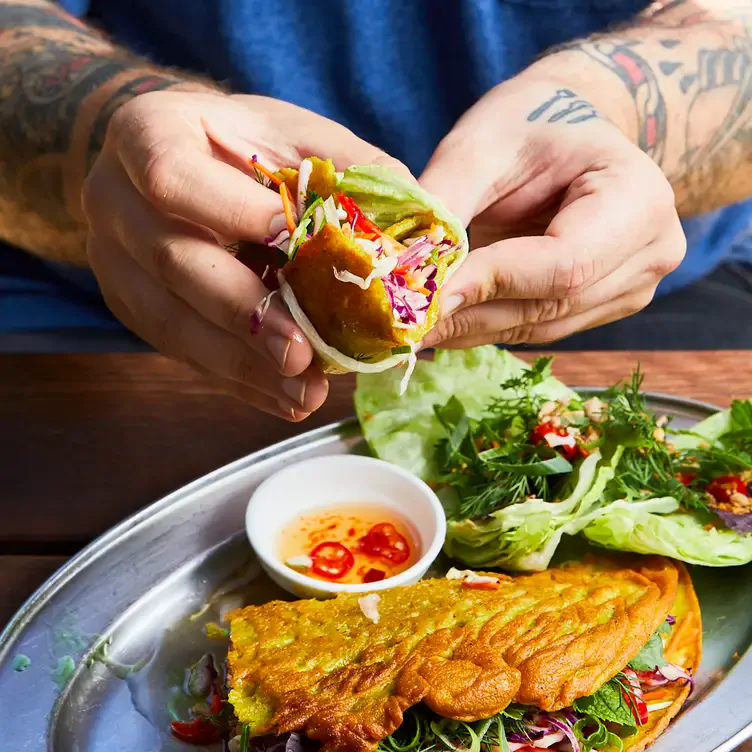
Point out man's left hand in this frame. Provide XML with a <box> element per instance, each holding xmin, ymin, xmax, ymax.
<box><xmin>419</xmin><ymin>73</ymin><xmax>686</xmax><ymax>349</ymax></box>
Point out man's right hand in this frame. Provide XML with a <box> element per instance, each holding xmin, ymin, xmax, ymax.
<box><xmin>82</xmin><ymin>91</ymin><xmax>405</xmax><ymax>420</ymax></box>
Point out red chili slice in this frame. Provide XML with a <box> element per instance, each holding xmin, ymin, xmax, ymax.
<box><xmin>337</xmin><ymin>194</ymin><xmax>383</xmax><ymax>236</ymax></box>
<box><xmin>622</xmin><ymin>668</ymin><xmax>649</xmax><ymax>726</ymax></box>
<box><xmin>359</xmin><ymin>523</ymin><xmax>410</xmax><ymax>565</ymax></box>
<box><xmin>363</xmin><ymin>568</ymin><xmax>386</xmax><ymax>583</ymax></box>
<box><xmin>706</xmin><ymin>475</ymin><xmax>748</xmax><ymax>505</ymax></box>
<box><xmin>675</xmin><ymin>472</ymin><xmax>696</xmax><ymax>486</ymax></box>
<box><xmin>529</xmin><ymin>423</ymin><xmax>579</xmax><ymax>461</ymax></box>
<box><xmin>310</xmin><ymin>541</ymin><xmax>355</xmax><ymax>580</ymax></box>
<box><xmin>170</xmin><ymin>718</ymin><xmax>222</xmax><ymax>745</ymax></box>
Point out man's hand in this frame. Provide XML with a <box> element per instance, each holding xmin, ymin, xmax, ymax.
<box><xmin>83</xmin><ymin>91</ymin><xmax>404</xmax><ymax>419</ymax></box>
<box><xmin>419</xmin><ymin>76</ymin><xmax>686</xmax><ymax>350</ymax></box>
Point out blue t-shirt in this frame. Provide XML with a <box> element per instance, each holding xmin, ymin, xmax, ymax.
<box><xmin>4</xmin><ymin>0</ymin><xmax>752</xmax><ymax>334</ymax></box>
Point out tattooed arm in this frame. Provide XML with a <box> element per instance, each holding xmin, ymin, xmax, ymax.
<box><xmin>530</xmin><ymin>0</ymin><xmax>752</xmax><ymax>217</ymax></box>
<box><xmin>0</xmin><ymin>0</ymin><xmax>215</xmax><ymax>264</ymax></box>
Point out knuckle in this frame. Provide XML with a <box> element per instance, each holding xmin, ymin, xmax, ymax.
<box><xmin>496</xmin><ymin>323</ymin><xmax>538</xmax><ymax>346</ymax></box>
<box><xmin>550</xmin><ymin>254</ymin><xmax>590</xmax><ymax>299</ymax></box>
<box><xmin>651</xmin><ymin>234</ymin><xmax>687</xmax><ymax>278</ymax></box>
<box><xmin>150</xmin><ymin>235</ymin><xmax>188</xmax><ymax>283</ymax></box>
<box><xmin>141</xmin><ymin>145</ymin><xmax>179</xmax><ymax>209</ymax></box>
<box><xmin>438</xmin><ymin>307</ymin><xmax>480</xmax><ymax>342</ymax></box>
<box><xmin>523</xmin><ymin>297</ymin><xmax>572</xmax><ymax>324</ymax></box>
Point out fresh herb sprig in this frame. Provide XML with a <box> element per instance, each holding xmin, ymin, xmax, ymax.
<box><xmin>433</xmin><ymin>358</ymin><xmax>578</xmax><ymax>520</ymax></box>
<box><xmin>379</xmin><ymin>704</ymin><xmax>533</xmax><ymax>752</ymax></box>
<box><xmin>600</xmin><ymin>370</ymin><xmax>710</xmax><ymax>510</ymax></box>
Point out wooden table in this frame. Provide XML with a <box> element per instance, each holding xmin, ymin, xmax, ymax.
<box><xmin>1</xmin><ymin>350</ymin><xmax>751</xmax><ymax>748</ymax></box>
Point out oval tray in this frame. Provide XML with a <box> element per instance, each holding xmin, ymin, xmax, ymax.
<box><xmin>1</xmin><ymin>392</ymin><xmax>750</xmax><ymax>751</ymax></box>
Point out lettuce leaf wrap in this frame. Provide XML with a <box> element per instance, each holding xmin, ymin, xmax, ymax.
<box><xmin>355</xmin><ymin>347</ymin><xmax>576</xmax><ymax>480</ymax></box>
<box><xmin>583</xmin><ymin>401</ymin><xmax>752</xmax><ymax>566</ymax></box>
<box><xmin>356</xmin><ymin>347</ymin><xmax>615</xmax><ymax>571</ymax></box>
<box><xmin>253</xmin><ymin>157</ymin><xmax>469</xmax><ymax>388</ymax></box>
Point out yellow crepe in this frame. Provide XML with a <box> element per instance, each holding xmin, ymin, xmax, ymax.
<box><xmin>227</xmin><ymin>555</ymin><xmax>686</xmax><ymax>752</ymax></box>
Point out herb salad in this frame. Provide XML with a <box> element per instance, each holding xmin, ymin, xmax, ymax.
<box><xmin>355</xmin><ymin>347</ymin><xmax>752</xmax><ymax>569</ymax></box>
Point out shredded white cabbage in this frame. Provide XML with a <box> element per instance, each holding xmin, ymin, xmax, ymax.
<box><xmin>296</xmin><ymin>158</ymin><xmax>313</xmax><ymax>218</ymax></box>
<box><xmin>399</xmin><ymin>347</ymin><xmax>417</xmax><ymax>396</ymax></box>
<box><xmin>323</xmin><ymin>196</ymin><xmax>341</xmax><ymax>228</ymax></box>
<box><xmin>646</xmin><ymin>701</ymin><xmax>674</xmax><ymax>712</ymax></box>
<box><xmin>358</xmin><ymin>593</ymin><xmax>381</xmax><ymax>624</ymax></box>
<box><xmin>446</xmin><ymin>568</ymin><xmax>500</xmax><ymax>585</ymax></box>
<box><xmin>218</xmin><ymin>595</ymin><xmax>244</xmax><ymax>624</ymax></box>
<box><xmin>332</xmin><ymin>256</ymin><xmax>397</xmax><ymax>290</ymax></box>
<box><xmin>354</xmin><ymin>237</ymin><xmax>379</xmax><ymax>254</ymax></box>
<box><xmin>285</xmin><ymin>555</ymin><xmax>313</xmax><ymax>571</ymax></box>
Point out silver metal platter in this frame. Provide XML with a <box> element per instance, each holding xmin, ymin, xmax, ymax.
<box><xmin>1</xmin><ymin>392</ymin><xmax>751</xmax><ymax>752</ymax></box>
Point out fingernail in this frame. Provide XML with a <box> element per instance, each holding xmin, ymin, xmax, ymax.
<box><xmin>441</xmin><ymin>294</ymin><xmax>464</xmax><ymax>318</ymax></box>
<box><xmin>277</xmin><ymin>398</ymin><xmax>297</xmax><ymax>417</ymax></box>
<box><xmin>267</xmin><ymin>335</ymin><xmax>291</xmax><ymax>369</ymax></box>
<box><xmin>282</xmin><ymin>377</ymin><xmax>306</xmax><ymax>406</ymax></box>
<box><xmin>277</xmin><ymin>400</ymin><xmax>304</xmax><ymax>421</ymax></box>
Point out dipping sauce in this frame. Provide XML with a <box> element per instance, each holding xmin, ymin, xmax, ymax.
<box><xmin>278</xmin><ymin>503</ymin><xmax>421</xmax><ymax>584</ymax></box>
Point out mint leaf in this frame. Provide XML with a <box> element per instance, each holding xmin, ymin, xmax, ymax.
<box><xmin>573</xmin><ymin>678</ymin><xmax>637</xmax><ymax>728</ymax></box>
<box><xmin>434</xmin><ymin>397</ymin><xmax>470</xmax><ymax>459</ymax></box>
<box><xmin>628</xmin><ymin>631</ymin><xmax>667</xmax><ymax>672</ymax></box>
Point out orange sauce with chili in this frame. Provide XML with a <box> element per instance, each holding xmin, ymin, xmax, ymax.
<box><xmin>278</xmin><ymin>503</ymin><xmax>421</xmax><ymax>584</ymax></box>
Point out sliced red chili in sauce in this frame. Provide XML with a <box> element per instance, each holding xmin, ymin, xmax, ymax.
<box><xmin>706</xmin><ymin>475</ymin><xmax>748</xmax><ymax>505</ymax></box>
<box><xmin>310</xmin><ymin>541</ymin><xmax>355</xmax><ymax>580</ymax></box>
<box><xmin>359</xmin><ymin>522</ymin><xmax>410</xmax><ymax>565</ymax></box>
<box><xmin>363</xmin><ymin>568</ymin><xmax>386</xmax><ymax>583</ymax></box>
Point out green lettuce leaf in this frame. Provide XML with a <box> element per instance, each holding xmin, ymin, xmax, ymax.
<box><xmin>355</xmin><ymin>347</ymin><xmax>577</xmax><ymax>481</ymax></box>
<box><xmin>582</xmin><ymin>497</ymin><xmax>752</xmax><ymax>566</ymax></box>
<box><xmin>338</xmin><ymin>164</ymin><xmax>468</xmax><ymax>256</ymax></box>
<box><xmin>584</xmin><ymin>399</ymin><xmax>752</xmax><ymax>566</ymax></box>
<box><xmin>443</xmin><ymin>446</ymin><xmax>623</xmax><ymax>571</ymax></box>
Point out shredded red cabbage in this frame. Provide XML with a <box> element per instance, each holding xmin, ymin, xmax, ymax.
<box><xmin>543</xmin><ymin>715</ymin><xmax>581</xmax><ymax>752</ymax></box>
<box><xmin>712</xmin><ymin>507</ymin><xmax>752</xmax><ymax>534</ymax></box>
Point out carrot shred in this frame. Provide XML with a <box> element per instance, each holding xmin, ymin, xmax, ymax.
<box><xmin>643</xmin><ymin>688</ymin><xmax>674</xmax><ymax>702</ymax></box>
<box><xmin>279</xmin><ymin>183</ymin><xmax>296</xmax><ymax>234</ymax></box>
<box><xmin>462</xmin><ymin>580</ymin><xmax>500</xmax><ymax>591</ymax></box>
<box><xmin>249</xmin><ymin>158</ymin><xmax>283</xmax><ymax>187</ymax></box>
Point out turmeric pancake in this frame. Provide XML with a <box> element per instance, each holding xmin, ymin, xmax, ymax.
<box><xmin>227</xmin><ymin>555</ymin><xmax>680</xmax><ymax>752</ymax></box>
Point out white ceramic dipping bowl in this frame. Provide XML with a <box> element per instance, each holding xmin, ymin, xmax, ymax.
<box><xmin>246</xmin><ymin>455</ymin><xmax>446</xmax><ymax>598</ymax></box>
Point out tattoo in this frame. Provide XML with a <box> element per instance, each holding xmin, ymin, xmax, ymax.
<box><xmin>561</xmin><ymin>40</ymin><xmax>668</xmax><ymax>164</ymax></box>
<box><xmin>0</xmin><ymin>2</ymin><xmax>193</xmax><ymax>263</ymax></box>
<box><xmin>527</xmin><ymin>88</ymin><xmax>600</xmax><ymax>124</ymax></box>
<box><xmin>557</xmin><ymin>0</ymin><xmax>752</xmax><ymax>215</ymax></box>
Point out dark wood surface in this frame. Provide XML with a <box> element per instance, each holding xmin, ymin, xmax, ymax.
<box><xmin>2</xmin><ymin>350</ymin><xmax>751</xmax><ymax>748</ymax></box>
